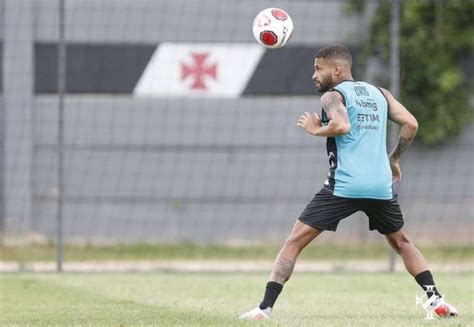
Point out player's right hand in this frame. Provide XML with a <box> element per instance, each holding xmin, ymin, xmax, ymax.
<box><xmin>296</xmin><ymin>111</ymin><xmax>322</xmax><ymax>136</ymax></box>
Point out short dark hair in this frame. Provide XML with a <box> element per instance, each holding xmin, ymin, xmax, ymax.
<box><xmin>315</xmin><ymin>44</ymin><xmax>352</xmax><ymax>66</ymax></box>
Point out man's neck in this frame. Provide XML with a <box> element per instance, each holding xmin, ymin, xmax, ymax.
<box><xmin>332</xmin><ymin>76</ymin><xmax>354</xmax><ymax>87</ymax></box>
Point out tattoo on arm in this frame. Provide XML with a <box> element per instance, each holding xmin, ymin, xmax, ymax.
<box><xmin>335</xmin><ymin>107</ymin><xmax>350</xmax><ymax>123</ymax></box>
<box><xmin>270</xmin><ymin>257</ymin><xmax>295</xmax><ymax>285</ymax></box>
<box><xmin>322</xmin><ymin>92</ymin><xmax>349</xmax><ymax>123</ymax></box>
<box><xmin>391</xmin><ymin>136</ymin><xmax>414</xmax><ymax>161</ymax></box>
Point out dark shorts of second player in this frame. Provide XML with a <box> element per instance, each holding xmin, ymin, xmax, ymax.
<box><xmin>298</xmin><ymin>186</ymin><xmax>404</xmax><ymax>235</ymax></box>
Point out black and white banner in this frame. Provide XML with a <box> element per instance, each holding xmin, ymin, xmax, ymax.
<box><xmin>35</xmin><ymin>43</ymin><xmax>339</xmax><ymax>96</ymax></box>
<box><xmin>134</xmin><ymin>43</ymin><xmax>264</xmax><ymax>97</ymax></box>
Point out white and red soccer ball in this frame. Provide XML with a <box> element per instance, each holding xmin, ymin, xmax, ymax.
<box><xmin>252</xmin><ymin>8</ymin><xmax>293</xmax><ymax>49</ymax></box>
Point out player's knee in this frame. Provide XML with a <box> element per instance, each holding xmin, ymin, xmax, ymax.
<box><xmin>283</xmin><ymin>234</ymin><xmax>305</xmax><ymax>251</ymax></box>
<box><xmin>391</xmin><ymin>235</ymin><xmax>411</xmax><ymax>254</ymax></box>
<box><xmin>283</xmin><ymin>235</ymin><xmax>297</xmax><ymax>248</ymax></box>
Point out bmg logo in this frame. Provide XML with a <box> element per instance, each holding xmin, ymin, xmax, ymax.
<box><xmin>355</xmin><ymin>99</ymin><xmax>378</xmax><ymax>111</ymax></box>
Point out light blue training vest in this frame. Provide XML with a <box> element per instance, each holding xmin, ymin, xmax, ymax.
<box><xmin>324</xmin><ymin>80</ymin><xmax>393</xmax><ymax>200</ymax></box>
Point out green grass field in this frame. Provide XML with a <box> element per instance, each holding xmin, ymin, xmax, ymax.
<box><xmin>1</xmin><ymin>272</ymin><xmax>472</xmax><ymax>326</ymax></box>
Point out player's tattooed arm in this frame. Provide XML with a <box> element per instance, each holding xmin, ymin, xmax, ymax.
<box><xmin>389</xmin><ymin>132</ymin><xmax>416</xmax><ymax>182</ymax></box>
<box><xmin>391</xmin><ymin>135</ymin><xmax>415</xmax><ymax>161</ymax></box>
<box><xmin>321</xmin><ymin>91</ymin><xmax>350</xmax><ymax>124</ymax></box>
<box><xmin>382</xmin><ymin>87</ymin><xmax>418</xmax><ymax>181</ymax></box>
<box><xmin>297</xmin><ymin>91</ymin><xmax>351</xmax><ymax>137</ymax></box>
<box><xmin>383</xmin><ymin>87</ymin><xmax>418</xmax><ymax>162</ymax></box>
<box><xmin>269</xmin><ymin>257</ymin><xmax>295</xmax><ymax>285</ymax></box>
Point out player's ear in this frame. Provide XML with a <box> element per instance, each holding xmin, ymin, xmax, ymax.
<box><xmin>333</xmin><ymin>64</ymin><xmax>341</xmax><ymax>76</ymax></box>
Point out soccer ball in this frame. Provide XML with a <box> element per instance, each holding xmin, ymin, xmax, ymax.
<box><xmin>252</xmin><ymin>8</ymin><xmax>293</xmax><ymax>49</ymax></box>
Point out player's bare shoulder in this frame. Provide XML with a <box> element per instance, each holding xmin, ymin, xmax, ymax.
<box><xmin>378</xmin><ymin>87</ymin><xmax>392</xmax><ymax>100</ymax></box>
<box><xmin>378</xmin><ymin>87</ymin><xmax>418</xmax><ymax>129</ymax></box>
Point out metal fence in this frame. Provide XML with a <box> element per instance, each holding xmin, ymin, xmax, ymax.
<box><xmin>1</xmin><ymin>0</ymin><xmax>472</xmax><ymax>272</ymax></box>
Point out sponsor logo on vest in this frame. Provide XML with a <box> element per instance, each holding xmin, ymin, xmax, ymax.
<box><xmin>357</xmin><ymin>113</ymin><xmax>380</xmax><ymax>131</ymax></box>
<box><xmin>357</xmin><ymin>113</ymin><xmax>379</xmax><ymax>122</ymax></box>
<box><xmin>354</xmin><ymin>85</ymin><xmax>370</xmax><ymax>96</ymax></box>
<box><xmin>355</xmin><ymin>99</ymin><xmax>378</xmax><ymax>111</ymax></box>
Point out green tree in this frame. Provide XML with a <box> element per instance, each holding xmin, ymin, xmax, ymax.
<box><xmin>349</xmin><ymin>0</ymin><xmax>473</xmax><ymax>145</ymax></box>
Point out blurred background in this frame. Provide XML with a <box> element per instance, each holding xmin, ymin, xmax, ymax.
<box><xmin>0</xmin><ymin>0</ymin><xmax>472</xmax><ymax>272</ymax></box>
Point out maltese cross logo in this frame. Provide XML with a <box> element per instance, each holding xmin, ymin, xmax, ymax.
<box><xmin>180</xmin><ymin>52</ymin><xmax>217</xmax><ymax>90</ymax></box>
<box><xmin>415</xmin><ymin>285</ymin><xmax>437</xmax><ymax>320</ymax></box>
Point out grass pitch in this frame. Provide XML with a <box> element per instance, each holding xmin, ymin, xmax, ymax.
<box><xmin>1</xmin><ymin>272</ymin><xmax>472</xmax><ymax>326</ymax></box>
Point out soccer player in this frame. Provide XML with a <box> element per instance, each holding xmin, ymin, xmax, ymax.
<box><xmin>239</xmin><ymin>44</ymin><xmax>458</xmax><ymax>320</ymax></box>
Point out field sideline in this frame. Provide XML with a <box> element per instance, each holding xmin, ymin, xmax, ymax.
<box><xmin>1</xmin><ymin>272</ymin><xmax>472</xmax><ymax>326</ymax></box>
<box><xmin>2</xmin><ymin>243</ymin><xmax>473</xmax><ymax>261</ymax></box>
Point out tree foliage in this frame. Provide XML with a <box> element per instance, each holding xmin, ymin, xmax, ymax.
<box><xmin>348</xmin><ymin>0</ymin><xmax>473</xmax><ymax>145</ymax></box>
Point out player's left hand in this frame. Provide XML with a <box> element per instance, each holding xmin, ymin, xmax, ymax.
<box><xmin>297</xmin><ymin>111</ymin><xmax>322</xmax><ymax>135</ymax></box>
<box><xmin>390</xmin><ymin>159</ymin><xmax>402</xmax><ymax>182</ymax></box>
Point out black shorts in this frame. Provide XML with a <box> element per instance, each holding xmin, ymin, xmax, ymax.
<box><xmin>298</xmin><ymin>186</ymin><xmax>404</xmax><ymax>234</ymax></box>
